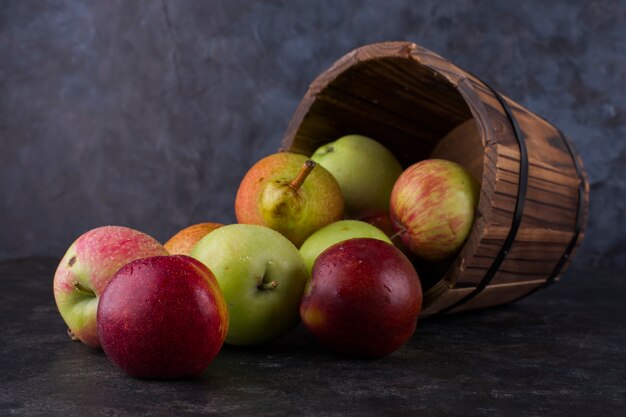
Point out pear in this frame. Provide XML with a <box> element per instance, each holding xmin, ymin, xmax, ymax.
<box><xmin>235</xmin><ymin>152</ymin><xmax>344</xmax><ymax>247</ymax></box>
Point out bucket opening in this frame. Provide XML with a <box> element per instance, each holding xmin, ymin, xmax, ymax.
<box><xmin>285</xmin><ymin>55</ymin><xmax>486</xmax><ymax>295</ymax></box>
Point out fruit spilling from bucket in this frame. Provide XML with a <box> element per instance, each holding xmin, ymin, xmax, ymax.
<box><xmin>53</xmin><ymin>134</ymin><xmax>479</xmax><ymax>378</ymax></box>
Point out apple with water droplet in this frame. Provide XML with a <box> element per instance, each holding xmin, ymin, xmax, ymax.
<box><xmin>97</xmin><ymin>255</ymin><xmax>228</xmax><ymax>378</ymax></box>
<box><xmin>191</xmin><ymin>224</ymin><xmax>309</xmax><ymax>346</ymax></box>
<box><xmin>300</xmin><ymin>238</ymin><xmax>422</xmax><ymax>357</ymax></box>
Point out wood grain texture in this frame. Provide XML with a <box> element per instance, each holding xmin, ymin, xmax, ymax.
<box><xmin>281</xmin><ymin>42</ymin><xmax>589</xmax><ymax>315</ymax></box>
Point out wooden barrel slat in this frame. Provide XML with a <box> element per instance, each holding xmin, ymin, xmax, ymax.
<box><xmin>500</xmin><ymin>178</ymin><xmax>577</xmax><ymax>201</ymax></box>
<box><xmin>449</xmin><ymin>280</ymin><xmax>547</xmax><ymax>313</ymax></box>
<box><xmin>281</xmin><ymin>42</ymin><xmax>588</xmax><ymax>316</ymax></box>
<box><xmin>363</xmin><ymin>60</ymin><xmax>474</xmax><ymax>120</ymax></box>
<box><xmin>339</xmin><ymin>62</ymin><xmax>471</xmax><ymax>124</ymax></box>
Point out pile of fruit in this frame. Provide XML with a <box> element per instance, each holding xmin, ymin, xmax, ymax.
<box><xmin>53</xmin><ymin>134</ymin><xmax>479</xmax><ymax>378</ymax></box>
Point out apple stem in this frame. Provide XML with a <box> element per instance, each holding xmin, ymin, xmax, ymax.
<box><xmin>258</xmin><ymin>280</ymin><xmax>279</xmax><ymax>290</ymax></box>
<box><xmin>289</xmin><ymin>160</ymin><xmax>316</xmax><ymax>191</ymax></box>
<box><xmin>390</xmin><ymin>227</ymin><xmax>407</xmax><ymax>241</ymax></box>
<box><xmin>73</xmin><ymin>281</ymin><xmax>95</xmax><ymax>297</ymax></box>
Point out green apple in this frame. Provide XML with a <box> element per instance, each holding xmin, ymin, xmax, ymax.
<box><xmin>190</xmin><ymin>224</ymin><xmax>309</xmax><ymax>346</ymax></box>
<box><xmin>311</xmin><ymin>135</ymin><xmax>403</xmax><ymax>216</ymax></box>
<box><xmin>299</xmin><ymin>220</ymin><xmax>392</xmax><ymax>272</ymax></box>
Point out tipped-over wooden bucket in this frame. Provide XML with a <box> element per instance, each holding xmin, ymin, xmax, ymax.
<box><xmin>280</xmin><ymin>41</ymin><xmax>589</xmax><ymax>316</ymax></box>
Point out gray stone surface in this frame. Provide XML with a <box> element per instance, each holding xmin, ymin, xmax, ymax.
<box><xmin>1</xmin><ymin>0</ymin><xmax>624</xmax><ymax>266</ymax></box>
<box><xmin>1</xmin><ymin>258</ymin><xmax>625</xmax><ymax>416</ymax></box>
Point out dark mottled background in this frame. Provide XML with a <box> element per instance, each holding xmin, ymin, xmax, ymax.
<box><xmin>1</xmin><ymin>0</ymin><xmax>624</xmax><ymax>266</ymax></box>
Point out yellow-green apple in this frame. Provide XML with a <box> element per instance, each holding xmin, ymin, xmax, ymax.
<box><xmin>299</xmin><ymin>220</ymin><xmax>391</xmax><ymax>272</ymax></box>
<box><xmin>311</xmin><ymin>135</ymin><xmax>402</xmax><ymax>216</ymax></box>
<box><xmin>235</xmin><ymin>152</ymin><xmax>343</xmax><ymax>247</ymax></box>
<box><xmin>53</xmin><ymin>226</ymin><xmax>168</xmax><ymax>347</ymax></box>
<box><xmin>191</xmin><ymin>224</ymin><xmax>309</xmax><ymax>346</ymax></box>
<box><xmin>164</xmin><ymin>222</ymin><xmax>223</xmax><ymax>255</ymax></box>
<box><xmin>390</xmin><ymin>159</ymin><xmax>480</xmax><ymax>262</ymax></box>
<box><xmin>300</xmin><ymin>238</ymin><xmax>422</xmax><ymax>357</ymax></box>
<box><xmin>97</xmin><ymin>255</ymin><xmax>228</xmax><ymax>378</ymax></box>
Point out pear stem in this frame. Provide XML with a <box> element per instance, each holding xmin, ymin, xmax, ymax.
<box><xmin>73</xmin><ymin>281</ymin><xmax>95</xmax><ymax>297</ymax></box>
<box><xmin>258</xmin><ymin>280</ymin><xmax>279</xmax><ymax>290</ymax></box>
<box><xmin>289</xmin><ymin>160</ymin><xmax>316</xmax><ymax>191</ymax></box>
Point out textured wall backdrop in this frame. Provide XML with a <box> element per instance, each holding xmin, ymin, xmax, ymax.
<box><xmin>1</xmin><ymin>0</ymin><xmax>624</xmax><ymax>267</ymax></box>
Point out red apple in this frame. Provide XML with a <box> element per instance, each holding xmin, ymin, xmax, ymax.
<box><xmin>359</xmin><ymin>211</ymin><xmax>454</xmax><ymax>291</ymax></box>
<box><xmin>53</xmin><ymin>226</ymin><xmax>168</xmax><ymax>347</ymax></box>
<box><xmin>390</xmin><ymin>159</ymin><xmax>480</xmax><ymax>262</ymax></box>
<box><xmin>359</xmin><ymin>211</ymin><xmax>412</xmax><ymax>257</ymax></box>
<box><xmin>300</xmin><ymin>238</ymin><xmax>422</xmax><ymax>357</ymax></box>
<box><xmin>97</xmin><ymin>255</ymin><xmax>228</xmax><ymax>378</ymax></box>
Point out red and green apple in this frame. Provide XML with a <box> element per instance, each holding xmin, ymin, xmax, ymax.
<box><xmin>53</xmin><ymin>226</ymin><xmax>168</xmax><ymax>347</ymax></box>
<box><xmin>390</xmin><ymin>159</ymin><xmax>480</xmax><ymax>262</ymax></box>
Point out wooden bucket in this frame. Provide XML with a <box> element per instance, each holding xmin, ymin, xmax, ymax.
<box><xmin>280</xmin><ymin>42</ymin><xmax>589</xmax><ymax>316</ymax></box>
